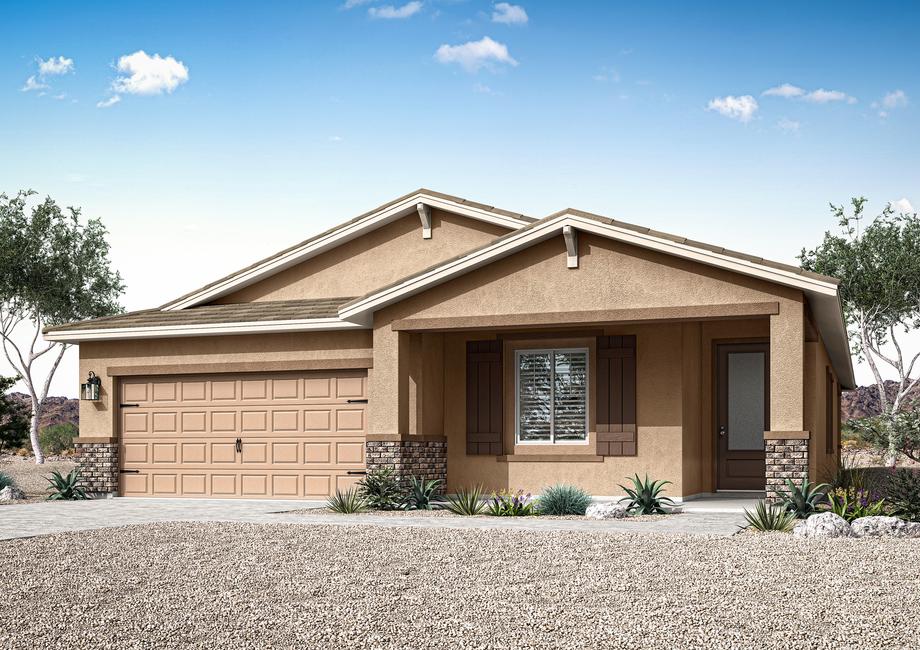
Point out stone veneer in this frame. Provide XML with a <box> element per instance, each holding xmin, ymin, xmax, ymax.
<box><xmin>365</xmin><ymin>438</ymin><xmax>447</xmax><ymax>489</ymax></box>
<box><xmin>765</xmin><ymin>437</ymin><xmax>809</xmax><ymax>502</ymax></box>
<box><xmin>73</xmin><ymin>439</ymin><xmax>119</xmax><ymax>496</ymax></box>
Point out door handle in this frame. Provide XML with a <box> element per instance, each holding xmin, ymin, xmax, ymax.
<box><xmin>235</xmin><ymin>437</ymin><xmax>242</xmax><ymax>453</ymax></box>
<box><xmin>718</xmin><ymin>426</ymin><xmax>726</xmax><ymax>437</ymax></box>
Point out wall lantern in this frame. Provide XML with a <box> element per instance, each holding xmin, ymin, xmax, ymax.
<box><xmin>81</xmin><ymin>372</ymin><xmax>102</xmax><ymax>401</ymax></box>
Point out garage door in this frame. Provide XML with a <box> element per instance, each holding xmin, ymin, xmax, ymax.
<box><xmin>118</xmin><ymin>370</ymin><xmax>367</xmax><ymax>499</ymax></box>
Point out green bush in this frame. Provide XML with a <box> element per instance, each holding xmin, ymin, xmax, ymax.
<box><xmin>0</xmin><ymin>375</ymin><xmax>29</xmax><ymax>454</ymax></box>
<box><xmin>537</xmin><ymin>484</ymin><xmax>592</xmax><ymax>516</ymax></box>
<box><xmin>357</xmin><ymin>468</ymin><xmax>404</xmax><ymax>510</ymax></box>
<box><xmin>780</xmin><ymin>478</ymin><xmax>828</xmax><ymax>518</ymax></box>
<box><xmin>825</xmin><ymin>488</ymin><xmax>886</xmax><ymax>522</ymax></box>
<box><xmin>886</xmin><ymin>468</ymin><xmax>920</xmax><ymax>522</ymax></box>
<box><xmin>326</xmin><ymin>488</ymin><xmax>368</xmax><ymax>514</ymax></box>
<box><xmin>39</xmin><ymin>423</ymin><xmax>78</xmax><ymax>456</ymax></box>
<box><xmin>486</xmin><ymin>490</ymin><xmax>535</xmax><ymax>516</ymax></box>
<box><xmin>0</xmin><ymin>471</ymin><xmax>15</xmax><ymax>490</ymax></box>
<box><xmin>618</xmin><ymin>474</ymin><xmax>675</xmax><ymax>515</ymax></box>
<box><xmin>402</xmin><ymin>476</ymin><xmax>444</xmax><ymax>510</ymax></box>
<box><xmin>443</xmin><ymin>485</ymin><xmax>486</xmax><ymax>515</ymax></box>
<box><xmin>45</xmin><ymin>469</ymin><xmax>89</xmax><ymax>500</ymax></box>
<box><xmin>742</xmin><ymin>501</ymin><xmax>797</xmax><ymax>532</ymax></box>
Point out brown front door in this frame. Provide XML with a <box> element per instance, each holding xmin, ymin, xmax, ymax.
<box><xmin>716</xmin><ymin>342</ymin><xmax>768</xmax><ymax>491</ymax></box>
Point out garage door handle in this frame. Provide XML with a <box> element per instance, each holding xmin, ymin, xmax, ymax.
<box><xmin>347</xmin><ymin>399</ymin><xmax>368</xmax><ymax>404</ymax></box>
<box><xmin>235</xmin><ymin>438</ymin><xmax>242</xmax><ymax>453</ymax></box>
<box><xmin>346</xmin><ymin>470</ymin><xmax>367</xmax><ymax>476</ymax></box>
<box><xmin>120</xmin><ymin>403</ymin><xmax>140</xmax><ymax>408</ymax></box>
<box><xmin>120</xmin><ymin>469</ymin><xmax>139</xmax><ymax>474</ymax></box>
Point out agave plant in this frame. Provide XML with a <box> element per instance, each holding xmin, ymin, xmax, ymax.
<box><xmin>618</xmin><ymin>474</ymin><xmax>675</xmax><ymax>515</ymax></box>
<box><xmin>442</xmin><ymin>485</ymin><xmax>486</xmax><ymax>515</ymax></box>
<box><xmin>741</xmin><ymin>501</ymin><xmax>796</xmax><ymax>532</ymax></box>
<box><xmin>46</xmin><ymin>469</ymin><xmax>89</xmax><ymax>500</ymax></box>
<box><xmin>326</xmin><ymin>488</ymin><xmax>368</xmax><ymax>514</ymax></box>
<box><xmin>0</xmin><ymin>471</ymin><xmax>14</xmax><ymax>491</ymax></box>
<box><xmin>780</xmin><ymin>478</ymin><xmax>828</xmax><ymax>518</ymax></box>
<box><xmin>402</xmin><ymin>476</ymin><xmax>444</xmax><ymax>510</ymax></box>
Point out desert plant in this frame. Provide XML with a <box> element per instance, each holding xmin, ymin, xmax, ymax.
<box><xmin>618</xmin><ymin>474</ymin><xmax>675</xmax><ymax>515</ymax></box>
<box><xmin>886</xmin><ymin>468</ymin><xmax>920</xmax><ymax>522</ymax></box>
<box><xmin>537</xmin><ymin>483</ymin><xmax>592</xmax><ymax>516</ymax></box>
<box><xmin>486</xmin><ymin>489</ymin><xmax>536</xmax><ymax>516</ymax></box>
<box><xmin>442</xmin><ymin>485</ymin><xmax>486</xmax><ymax>515</ymax></box>
<box><xmin>45</xmin><ymin>469</ymin><xmax>89</xmax><ymax>500</ymax></box>
<box><xmin>825</xmin><ymin>488</ymin><xmax>887</xmax><ymax>522</ymax></box>
<box><xmin>780</xmin><ymin>478</ymin><xmax>828</xmax><ymax>518</ymax></box>
<box><xmin>741</xmin><ymin>501</ymin><xmax>797</xmax><ymax>532</ymax></box>
<box><xmin>0</xmin><ymin>471</ymin><xmax>14</xmax><ymax>490</ymax></box>
<box><xmin>39</xmin><ymin>423</ymin><xmax>78</xmax><ymax>456</ymax></box>
<box><xmin>0</xmin><ymin>376</ymin><xmax>29</xmax><ymax>454</ymax></box>
<box><xmin>828</xmin><ymin>451</ymin><xmax>871</xmax><ymax>493</ymax></box>
<box><xmin>326</xmin><ymin>488</ymin><xmax>368</xmax><ymax>514</ymax></box>
<box><xmin>357</xmin><ymin>468</ymin><xmax>404</xmax><ymax>510</ymax></box>
<box><xmin>402</xmin><ymin>476</ymin><xmax>444</xmax><ymax>510</ymax></box>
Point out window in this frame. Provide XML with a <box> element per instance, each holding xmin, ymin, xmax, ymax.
<box><xmin>516</xmin><ymin>348</ymin><xmax>588</xmax><ymax>444</ymax></box>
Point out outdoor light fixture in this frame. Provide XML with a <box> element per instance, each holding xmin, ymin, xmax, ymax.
<box><xmin>81</xmin><ymin>371</ymin><xmax>101</xmax><ymax>401</ymax></box>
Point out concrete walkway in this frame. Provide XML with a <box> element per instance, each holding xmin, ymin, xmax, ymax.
<box><xmin>0</xmin><ymin>497</ymin><xmax>748</xmax><ymax>540</ymax></box>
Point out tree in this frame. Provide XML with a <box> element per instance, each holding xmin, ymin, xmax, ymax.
<box><xmin>0</xmin><ymin>375</ymin><xmax>30</xmax><ymax>453</ymax></box>
<box><xmin>800</xmin><ymin>197</ymin><xmax>920</xmax><ymax>464</ymax></box>
<box><xmin>0</xmin><ymin>191</ymin><xmax>124</xmax><ymax>464</ymax></box>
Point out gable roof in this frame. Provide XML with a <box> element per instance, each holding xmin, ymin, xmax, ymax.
<box><xmin>160</xmin><ymin>189</ymin><xmax>533</xmax><ymax>312</ymax></box>
<box><xmin>338</xmin><ymin>209</ymin><xmax>854</xmax><ymax>387</ymax></box>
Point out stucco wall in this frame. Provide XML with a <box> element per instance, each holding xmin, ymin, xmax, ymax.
<box><xmin>213</xmin><ymin>210</ymin><xmax>510</xmax><ymax>303</ymax></box>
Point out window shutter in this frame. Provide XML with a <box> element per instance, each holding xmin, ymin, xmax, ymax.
<box><xmin>466</xmin><ymin>340</ymin><xmax>503</xmax><ymax>455</ymax></box>
<box><xmin>596</xmin><ymin>335</ymin><xmax>637</xmax><ymax>456</ymax></box>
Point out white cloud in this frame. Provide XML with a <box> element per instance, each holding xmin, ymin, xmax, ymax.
<box><xmin>112</xmin><ymin>50</ymin><xmax>189</xmax><ymax>95</ymax></box>
<box><xmin>776</xmin><ymin>117</ymin><xmax>801</xmax><ymax>133</ymax></box>
<box><xmin>891</xmin><ymin>198</ymin><xmax>915</xmax><ymax>214</ymax></box>
<box><xmin>343</xmin><ymin>0</ymin><xmax>372</xmax><ymax>7</ymax></box>
<box><xmin>707</xmin><ymin>95</ymin><xmax>758</xmax><ymax>123</ymax></box>
<box><xmin>881</xmin><ymin>89</ymin><xmax>908</xmax><ymax>109</ymax></box>
<box><xmin>803</xmin><ymin>88</ymin><xmax>856</xmax><ymax>104</ymax></box>
<box><xmin>592</xmin><ymin>66</ymin><xmax>619</xmax><ymax>83</ymax></box>
<box><xmin>328</xmin><ymin>135</ymin><xmax>344</xmax><ymax>142</ymax></box>
<box><xmin>38</xmin><ymin>55</ymin><xmax>74</xmax><ymax>76</ymax></box>
<box><xmin>492</xmin><ymin>3</ymin><xmax>528</xmax><ymax>25</ymax></box>
<box><xmin>368</xmin><ymin>2</ymin><xmax>422</xmax><ymax>19</ymax></box>
<box><xmin>96</xmin><ymin>95</ymin><xmax>121</xmax><ymax>108</ymax></box>
<box><xmin>21</xmin><ymin>75</ymin><xmax>48</xmax><ymax>92</ymax></box>
<box><xmin>762</xmin><ymin>83</ymin><xmax>804</xmax><ymax>98</ymax></box>
<box><xmin>435</xmin><ymin>36</ymin><xmax>517</xmax><ymax>72</ymax></box>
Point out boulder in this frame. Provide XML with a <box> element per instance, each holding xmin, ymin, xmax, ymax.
<box><xmin>586</xmin><ymin>502</ymin><xmax>630</xmax><ymax>519</ymax></box>
<box><xmin>792</xmin><ymin>512</ymin><xmax>852</xmax><ymax>538</ymax></box>
<box><xmin>850</xmin><ymin>516</ymin><xmax>920</xmax><ymax>538</ymax></box>
<box><xmin>0</xmin><ymin>485</ymin><xmax>26</xmax><ymax>501</ymax></box>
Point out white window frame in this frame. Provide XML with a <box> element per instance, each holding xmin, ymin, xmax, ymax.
<box><xmin>514</xmin><ymin>347</ymin><xmax>590</xmax><ymax>445</ymax></box>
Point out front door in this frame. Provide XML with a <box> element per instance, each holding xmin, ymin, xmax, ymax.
<box><xmin>716</xmin><ymin>342</ymin><xmax>768</xmax><ymax>491</ymax></box>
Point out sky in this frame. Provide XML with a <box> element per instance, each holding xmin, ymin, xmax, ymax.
<box><xmin>2</xmin><ymin>0</ymin><xmax>919</xmax><ymax>397</ymax></box>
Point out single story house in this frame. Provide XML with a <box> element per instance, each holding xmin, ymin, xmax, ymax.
<box><xmin>45</xmin><ymin>189</ymin><xmax>853</xmax><ymax>501</ymax></box>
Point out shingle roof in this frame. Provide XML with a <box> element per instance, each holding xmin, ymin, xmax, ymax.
<box><xmin>44</xmin><ymin>298</ymin><xmax>354</xmax><ymax>333</ymax></box>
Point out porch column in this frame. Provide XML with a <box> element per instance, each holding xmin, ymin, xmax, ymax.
<box><xmin>765</xmin><ymin>299</ymin><xmax>809</xmax><ymax>501</ymax></box>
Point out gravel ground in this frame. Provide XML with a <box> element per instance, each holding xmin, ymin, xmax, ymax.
<box><xmin>297</xmin><ymin>507</ymin><xmax>674</xmax><ymax>521</ymax></box>
<box><xmin>1</xmin><ymin>522</ymin><xmax>918</xmax><ymax>649</ymax></box>
<box><xmin>0</xmin><ymin>455</ymin><xmax>76</xmax><ymax>503</ymax></box>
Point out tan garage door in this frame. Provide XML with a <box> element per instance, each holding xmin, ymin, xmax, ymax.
<box><xmin>119</xmin><ymin>370</ymin><xmax>367</xmax><ymax>499</ymax></box>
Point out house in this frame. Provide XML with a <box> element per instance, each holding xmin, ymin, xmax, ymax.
<box><xmin>45</xmin><ymin>189</ymin><xmax>853</xmax><ymax>501</ymax></box>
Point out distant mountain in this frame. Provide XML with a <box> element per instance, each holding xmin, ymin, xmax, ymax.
<box><xmin>7</xmin><ymin>392</ymin><xmax>79</xmax><ymax>430</ymax></box>
<box><xmin>841</xmin><ymin>380</ymin><xmax>920</xmax><ymax>422</ymax></box>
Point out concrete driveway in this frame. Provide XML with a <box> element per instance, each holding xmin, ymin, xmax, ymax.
<box><xmin>0</xmin><ymin>497</ymin><xmax>748</xmax><ymax>540</ymax></box>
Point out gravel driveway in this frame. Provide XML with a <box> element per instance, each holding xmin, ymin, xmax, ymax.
<box><xmin>1</xmin><ymin>522</ymin><xmax>917</xmax><ymax>649</ymax></box>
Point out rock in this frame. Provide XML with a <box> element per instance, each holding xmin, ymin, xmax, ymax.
<box><xmin>792</xmin><ymin>512</ymin><xmax>852</xmax><ymax>538</ymax></box>
<box><xmin>585</xmin><ymin>502</ymin><xmax>629</xmax><ymax>519</ymax></box>
<box><xmin>851</xmin><ymin>516</ymin><xmax>920</xmax><ymax>538</ymax></box>
<box><xmin>0</xmin><ymin>485</ymin><xmax>26</xmax><ymax>501</ymax></box>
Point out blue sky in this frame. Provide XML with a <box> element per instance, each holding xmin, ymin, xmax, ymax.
<box><xmin>2</xmin><ymin>1</ymin><xmax>918</xmax><ymax>394</ymax></box>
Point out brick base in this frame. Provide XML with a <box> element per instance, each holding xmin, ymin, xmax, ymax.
<box><xmin>365</xmin><ymin>438</ymin><xmax>447</xmax><ymax>489</ymax></box>
<box><xmin>765</xmin><ymin>438</ymin><xmax>809</xmax><ymax>502</ymax></box>
<box><xmin>74</xmin><ymin>441</ymin><xmax>119</xmax><ymax>496</ymax></box>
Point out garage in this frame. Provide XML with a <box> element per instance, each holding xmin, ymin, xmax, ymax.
<box><xmin>118</xmin><ymin>370</ymin><xmax>367</xmax><ymax>499</ymax></box>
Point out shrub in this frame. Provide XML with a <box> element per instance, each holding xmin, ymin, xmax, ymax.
<box><xmin>780</xmin><ymin>478</ymin><xmax>828</xmax><ymax>518</ymax></box>
<box><xmin>486</xmin><ymin>489</ymin><xmax>536</xmax><ymax>516</ymax></box>
<box><xmin>0</xmin><ymin>471</ymin><xmax>14</xmax><ymax>490</ymax></box>
<box><xmin>357</xmin><ymin>468</ymin><xmax>404</xmax><ymax>511</ymax></box>
<box><xmin>39</xmin><ymin>423</ymin><xmax>78</xmax><ymax>456</ymax></box>
<box><xmin>0</xmin><ymin>376</ymin><xmax>29</xmax><ymax>454</ymax></box>
<box><xmin>742</xmin><ymin>501</ymin><xmax>797</xmax><ymax>532</ymax></box>
<box><xmin>886</xmin><ymin>468</ymin><xmax>920</xmax><ymax>522</ymax></box>
<box><xmin>443</xmin><ymin>485</ymin><xmax>486</xmax><ymax>515</ymax></box>
<box><xmin>45</xmin><ymin>469</ymin><xmax>89</xmax><ymax>500</ymax></box>
<box><xmin>825</xmin><ymin>488</ymin><xmax>887</xmax><ymax>522</ymax></box>
<box><xmin>828</xmin><ymin>451</ymin><xmax>871</xmax><ymax>493</ymax></box>
<box><xmin>851</xmin><ymin>412</ymin><xmax>920</xmax><ymax>463</ymax></box>
<box><xmin>326</xmin><ymin>488</ymin><xmax>368</xmax><ymax>514</ymax></box>
<box><xmin>618</xmin><ymin>474</ymin><xmax>676</xmax><ymax>515</ymax></box>
<box><xmin>537</xmin><ymin>484</ymin><xmax>592</xmax><ymax>516</ymax></box>
<box><xmin>403</xmin><ymin>476</ymin><xmax>444</xmax><ymax>510</ymax></box>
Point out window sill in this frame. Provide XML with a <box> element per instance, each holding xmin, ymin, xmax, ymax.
<box><xmin>496</xmin><ymin>454</ymin><xmax>605</xmax><ymax>463</ymax></box>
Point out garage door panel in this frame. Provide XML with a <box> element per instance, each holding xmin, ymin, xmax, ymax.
<box><xmin>120</xmin><ymin>370</ymin><xmax>366</xmax><ymax>498</ymax></box>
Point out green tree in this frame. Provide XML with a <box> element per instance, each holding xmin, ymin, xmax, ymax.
<box><xmin>0</xmin><ymin>375</ymin><xmax>30</xmax><ymax>453</ymax></box>
<box><xmin>0</xmin><ymin>191</ymin><xmax>124</xmax><ymax>464</ymax></box>
<box><xmin>39</xmin><ymin>422</ymin><xmax>79</xmax><ymax>456</ymax></box>
<box><xmin>800</xmin><ymin>197</ymin><xmax>920</xmax><ymax>464</ymax></box>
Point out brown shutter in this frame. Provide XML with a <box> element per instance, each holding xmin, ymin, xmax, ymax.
<box><xmin>596</xmin><ymin>335</ymin><xmax>637</xmax><ymax>456</ymax></box>
<box><xmin>466</xmin><ymin>340</ymin><xmax>503</xmax><ymax>455</ymax></box>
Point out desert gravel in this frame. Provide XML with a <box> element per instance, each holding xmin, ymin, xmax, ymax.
<box><xmin>1</xmin><ymin>522</ymin><xmax>918</xmax><ymax>649</ymax></box>
<box><xmin>0</xmin><ymin>456</ymin><xmax>76</xmax><ymax>502</ymax></box>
